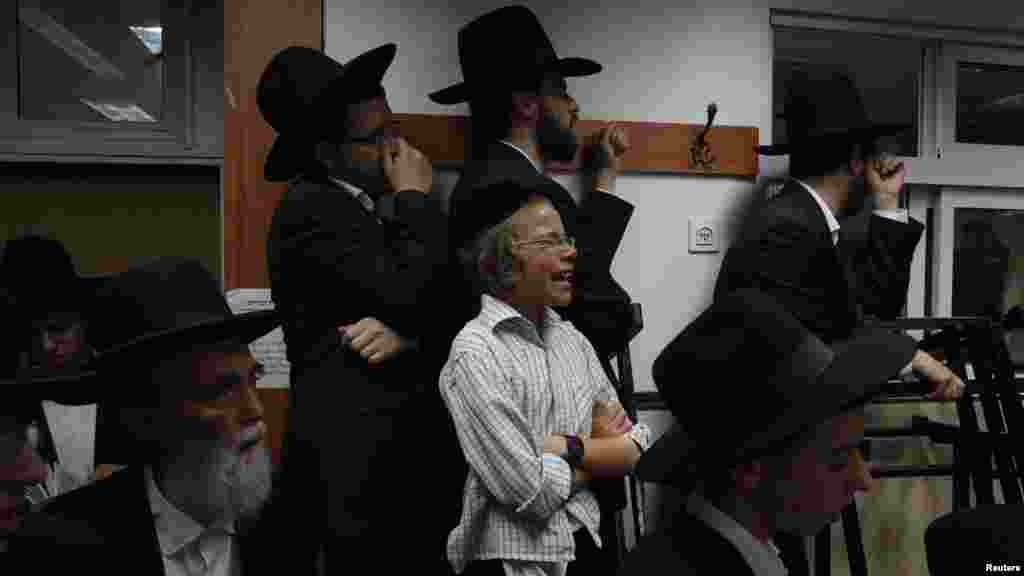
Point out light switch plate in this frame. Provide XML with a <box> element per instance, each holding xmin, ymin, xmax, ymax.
<box><xmin>688</xmin><ymin>218</ymin><xmax>719</xmax><ymax>253</ymax></box>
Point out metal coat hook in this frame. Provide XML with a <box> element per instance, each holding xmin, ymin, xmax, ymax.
<box><xmin>690</xmin><ymin>102</ymin><xmax>718</xmax><ymax>170</ymax></box>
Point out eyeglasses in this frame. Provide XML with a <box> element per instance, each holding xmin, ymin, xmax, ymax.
<box><xmin>511</xmin><ymin>235</ymin><xmax>576</xmax><ymax>253</ymax></box>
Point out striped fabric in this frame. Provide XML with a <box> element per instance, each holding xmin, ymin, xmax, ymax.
<box><xmin>440</xmin><ymin>294</ymin><xmax>650</xmax><ymax>576</ymax></box>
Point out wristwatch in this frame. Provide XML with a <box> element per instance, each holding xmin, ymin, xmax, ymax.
<box><xmin>562</xmin><ymin>435</ymin><xmax>584</xmax><ymax>472</ymax></box>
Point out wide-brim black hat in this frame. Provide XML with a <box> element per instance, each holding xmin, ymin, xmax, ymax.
<box><xmin>758</xmin><ymin>67</ymin><xmax>910</xmax><ymax>156</ymax></box>
<box><xmin>429</xmin><ymin>5</ymin><xmax>601</xmax><ymax>105</ymax></box>
<box><xmin>925</xmin><ymin>504</ymin><xmax>1024</xmax><ymax>573</ymax></box>
<box><xmin>258</xmin><ymin>43</ymin><xmax>397</xmax><ymax>182</ymax></box>
<box><xmin>0</xmin><ymin>257</ymin><xmax>280</xmax><ymax>406</ymax></box>
<box><xmin>0</xmin><ymin>234</ymin><xmax>95</xmax><ymax>323</ymax></box>
<box><xmin>635</xmin><ymin>289</ymin><xmax>916</xmax><ymax>488</ymax></box>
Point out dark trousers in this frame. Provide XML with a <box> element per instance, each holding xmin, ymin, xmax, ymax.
<box><xmin>461</xmin><ymin>528</ymin><xmax>603</xmax><ymax>576</ymax></box>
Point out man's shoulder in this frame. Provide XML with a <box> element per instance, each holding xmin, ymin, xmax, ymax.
<box><xmin>621</xmin><ymin>517</ymin><xmax>756</xmax><ymax>576</ymax></box>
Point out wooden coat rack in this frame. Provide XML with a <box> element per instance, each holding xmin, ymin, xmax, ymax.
<box><xmin>393</xmin><ymin>103</ymin><xmax>758</xmax><ymax>178</ymax></box>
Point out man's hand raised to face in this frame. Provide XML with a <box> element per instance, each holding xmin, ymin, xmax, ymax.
<box><xmin>865</xmin><ymin>153</ymin><xmax>906</xmax><ymax>211</ymax></box>
<box><xmin>380</xmin><ymin>137</ymin><xmax>433</xmax><ymax>194</ymax></box>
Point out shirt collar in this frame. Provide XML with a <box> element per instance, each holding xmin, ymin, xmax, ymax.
<box><xmin>498</xmin><ymin>140</ymin><xmax>542</xmax><ymax>174</ymax></box>
<box><xmin>328</xmin><ymin>176</ymin><xmax>375</xmax><ymax>211</ymax></box>
<box><xmin>146</xmin><ymin>467</ymin><xmax>235</xmax><ymax>558</ymax></box>
<box><xmin>686</xmin><ymin>493</ymin><xmax>788</xmax><ymax>576</ymax></box>
<box><xmin>478</xmin><ymin>294</ymin><xmax>563</xmax><ymax>340</ymax></box>
<box><xmin>792</xmin><ymin>179</ymin><xmax>841</xmax><ymax>238</ymax></box>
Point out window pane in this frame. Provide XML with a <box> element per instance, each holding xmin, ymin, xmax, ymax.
<box><xmin>773</xmin><ymin>27</ymin><xmax>921</xmax><ymax>156</ymax></box>
<box><xmin>956</xmin><ymin>61</ymin><xmax>1024</xmax><ymax>147</ymax></box>
<box><xmin>17</xmin><ymin>0</ymin><xmax>164</xmax><ymax>123</ymax></box>
<box><xmin>952</xmin><ymin>208</ymin><xmax>1024</xmax><ymax>365</ymax></box>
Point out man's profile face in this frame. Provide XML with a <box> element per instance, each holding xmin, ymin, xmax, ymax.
<box><xmin>157</xmin><ymin>346</ymin><xmax>272</xmax><ymax>521</ymax></box>
<box><xmin>31</xmin><ymin>315</ymin><xmax>85</xmax><ymax>370</ymax></box>
<box><xmin>537</xmin><ymin>74</ymin><xmax>580</xmax><ymax>164</ymax></box>
<box><xmin>337</xmin><ymin>96</ymin><xmax>397</xmax><ymax>195</ymax></box>
<box><xmin>763</xmin><ymin>410</ymin><xmax>872</xmax><ymax>536</ymax></box>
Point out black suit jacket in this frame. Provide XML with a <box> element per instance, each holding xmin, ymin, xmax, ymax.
<box><xmin>619</xmin><ymin>513</ymin><xmax>758</xmax><ymax>576</ymax></box>
<box><xmin>264</xmin><ymin>176</ymin><xmax>454</xmax><ymax>573</ymax></box>
<box><xmin>715</xmin><ymin>180</ymin><xmax>924</xmax><ymax>344</ymax></box>
<box><xmin>447</xmin><ymin>141</ymin><xmax>636</xmax><ymax>359</ymax></box>
<box><xmin>7</xmin><ymin>466</ymin><xmax>262</xmax><ymax>574</ymax></box>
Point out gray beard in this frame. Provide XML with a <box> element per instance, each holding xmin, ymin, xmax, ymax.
<box><xmin>158</xmin><ymin>440</ymin><xmax>273</xmax><ymax>526</ymax></box>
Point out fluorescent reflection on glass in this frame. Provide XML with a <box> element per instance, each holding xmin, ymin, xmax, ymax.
<box><xmin>80</xmin><ymin>99</ymin><xmax>157</xmax><ymax>122</ymax></box>
<box><xmin>130</xmin><ymin>25</ymin><xmax>162</xmax><ymax>55</ymax></box>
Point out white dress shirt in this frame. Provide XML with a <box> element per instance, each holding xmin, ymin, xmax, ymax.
<box><xmin>328</xmin><ymin>176</ymin><xmax>376</xmax><ymax>214</ymax></box>
<box><xmin>146</xmin><ymin>468</ymin><xmax>239</xmax><ymax>576</ymax></box>
<box><xmin>686</xmin><ymin>493</ymin><xmax>789</xmax><ymax>576</ymax></box>
<box><xmin>441</xmin><ymin>295</ymin><xmax>651</xmax><ymax>576</ymax></box>
<box><xmin>40</xmin><ymin>401</ymin><xmax>96</xmax><ymax>495</ymax></box>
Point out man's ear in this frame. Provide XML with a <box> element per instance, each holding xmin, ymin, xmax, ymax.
<box><xmin>511</xmin><ymin>92</ymin><xmax>541</xmax><ymax>124</ymax></box>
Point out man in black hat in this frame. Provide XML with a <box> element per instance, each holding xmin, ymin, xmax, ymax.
<box><xmin>619</xmin><ymin>288</ymin><xmax>919</xmax><ymax>575</ymax></box>
<box><xmin>714</xmin><ymin>67</ymin><xmax>963</xmax><ymax>575</ymax></box>
<box><xmin>258</xmin><ymin>44</ymin><xmax>455</xmax><ymax>573</ymax></box>
<box><xmin>717</xmin><ymin>67</ymin><xmax>930</xmax><ymax>344</ymax></box>
<box><xmin>431</xmin><ymin>6</ymin><xmax>637</xmax><ymax>564</ymax></box>
<box><xmin>0</xmin><ymin>235</ymin><xmax>100</xmax><ymax>499</ymax></box>
<box><xmin>440</xmin><ymin>179</ymin><xmax>651</xmax><ymax>576</ymax></box>
<box><xmin>431</xmin><ymin>5</ymin><xmax>634</xmax><ymax>368</ymax></box>
<box><xmin>5</xmin><ymin>257</ymin><xmax>281</xmax><ymax>574</ymax></box>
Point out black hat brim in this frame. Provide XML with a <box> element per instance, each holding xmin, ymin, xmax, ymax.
<box><xmin>757</xmin><ymin>123</ymin><xmax>912</xmax><ymax>156</ymax></box>
<box><xmin>635</xmin><ymin>329</ymin><xmax>916</xmax><ymax>486</ymax></box>
<box><xmin>0</xmin><ymin>309</ymin><xmax>280</xmax><ymax>406</ymax></box>
<box><xmin>429</xmin><ymin>57</ymin><xmax>602</xmax><ymax>105</ymax></box>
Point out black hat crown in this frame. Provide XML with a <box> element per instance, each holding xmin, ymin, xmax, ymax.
<box><xmin>758</xmin><ymin>66</ymin><xmax>909</xmax><ymax>155</ymax></box>
<box><xmin>637</xmin><ymin>289</ymin><xmax>916</xmax><ymax>486</ymax></box>
<box><xmin>88</xmin><ymin>257</ymin><xmax>277</xmax><ymax>361</ymax></box>
<box><xmin>429</xmin><ymin>6</ymin><xmax>601</xmax><ymax>105</ymax></box>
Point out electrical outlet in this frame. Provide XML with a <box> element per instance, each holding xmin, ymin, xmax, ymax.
<box><xmin>689</xmin><ymin>218</ymin><xmax>719</xmax><ymax>253</ymax></box>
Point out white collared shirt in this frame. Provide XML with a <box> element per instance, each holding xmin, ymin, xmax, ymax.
<box><xmin>440</xmin><ymin>294</ymin><xmax>651</xmax><ymax>575</ymax></box>
<box><xmin>40</xmin><ymin>401</ymin><xmax>96</xmax><ymax>495</ymax></box>
<box><xmin>686</xmin><ymin>493</ymin><xmax>788</xmax><ymax>576</ymax></box>
<box><xmin>791</xmin><ymin>179</ymin><xmax>909</xmax><ymax>247</ymax></box>
<box><xmin>146</xmin><ymin>468</ymin><xmax>238</xmax><ymax>576</ymax></box>
<box><xmin>328</xmin><ymin>176</ymin><xmax>376</xmax><ymax>213</ymax></box>
<box><xmin>499</xmin><ymin>139</ymin><xmax>542</xmax><ymax>173</ymax></box>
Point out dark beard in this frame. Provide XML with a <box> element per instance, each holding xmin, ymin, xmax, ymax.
<box><xmin>842</xmin><ymin>174</ymin><xmax>870</xmax><ymax>219</ymax></box>
<box><xmin>537</xmin><ymin>108</ymin><xmax>578</xmax><ymax>164</ymax></box>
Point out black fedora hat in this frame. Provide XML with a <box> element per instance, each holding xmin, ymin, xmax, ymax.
<box><xmin>429</xmin><ymin>5</ymin><xmax>601</xmax><ymax>105</ymax></box>
<box><xmin>925</xmin><ymin>504</ymin><xmax>1024</xmax><ymax>574</ymax></box>
<box><xmin>453</xmin><ymin>178</ymin><xmax>557</xmax><ymax>253</ymax></box>
<box><xmin>0</xmin><ymin>234</ymin><xmax>99</xmax><ymax>326</ymax></box>
<box><xmin>0</xmin><ymin>257</ymin><xmax>279</xmax><ymax>406</ymax></box>
<box><xmin>636</xmin><ymin>289</ymin><xmax>916</xmax><ymax>488</ymax></box>
<box><xmin>758</xmin><ymin>66</ymin><xmax>910</xmax><ymax>156</ymax></box>
<box><xmin>257</xmin><ymin>44</ymin><xmax>397</xmax><ymax>182</ymax></box>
